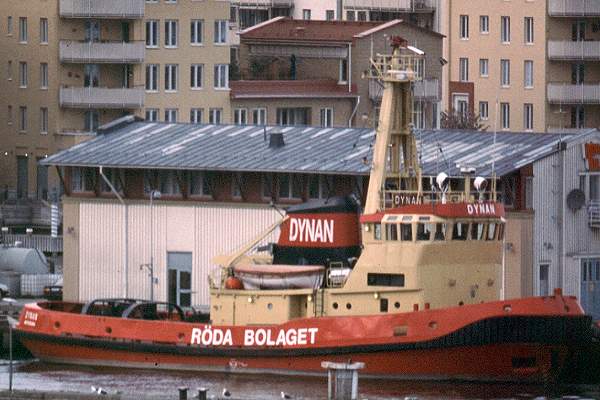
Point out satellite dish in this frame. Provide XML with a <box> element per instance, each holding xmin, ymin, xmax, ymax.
<box><xmin>566</xmin><ymin>189</ymin><xmax>586</xmax><ymax>211</ymax></box>
<box><xmin>473</xmin><ymin>176</ymin><xmax>488</xmax><ymax>192</ymax></box>
<box><xmin>436</xmin><ymin>172</ymin><xmax>449</xmax><ymax>191</ymax></box>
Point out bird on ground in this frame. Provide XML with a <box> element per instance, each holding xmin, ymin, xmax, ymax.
<box><xmin>91</xmin><ymin>386</ymin><xmax>108</xmax><ymax>395</ymax></box>
<box><xmin>222</xmin><ymin>388</ymin><xmax>231</xmax><ymax>398</ymax></box>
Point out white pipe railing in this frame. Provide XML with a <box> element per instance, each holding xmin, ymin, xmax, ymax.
<box><xmin>343</xmin><ymin>0</ymin><xmax>436</xmax><ymax>10</ymax></box>
<box><xmin>59</xmin><ymin>0</ymin><xmax>145</xmax><ymax>18</ymax></box>
<box><xmin>548</xmin><ymin>41</ymin><xmax>600</xmax><ymax>60</ymax></box>
<box><xmin>59</xmin><ymin>87</ymin><xmax>145</xmax><ymax>109</ymax></box>
<box><xmin>548</xmin><ymin>0</ymin><xmax>600</xmax><ymax>16</ymax></box>
<box><xmin>547</xmin><ymin>83</ymin><xmax>600</xmax><ymax>104</ymax></box>
<box><xmin>59</xmin><ymin>41</ymin><xmax>145</xmax><ymax>63</ymax></box>
<box><xmin>369</xmin><ymin>78</ymin><xmax>439</xmax><ymax>101</ymax></box>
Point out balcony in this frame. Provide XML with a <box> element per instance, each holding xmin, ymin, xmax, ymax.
<box><xmin>547</xmin><ymin>83</ymin><xmax>600</xmax><ymax>104</ymax></box>
<box><xmin>548</xmin><ymin>0</ymin><xmax>600</xmax><ymax>16</ymax></box>
<box><xmin>369</xmin><ymin>78</ymin><xmax>439</xmax><ymax>101</ymax></box>
<box><xmin>231</xmin><ymin>0</ymin><xmax>293</xmax><ymax>6</ymax></box>
<box><xmin>344</xmin><ymin>0</ymin><xmax>436</xmax><ymax>12</ymax></box>
<box><xmin>548</xmin><ymin>41</ymin><xmax>600</xmax><ymax>60</ymax></box>
<box><xmin>59</xmin><ymin>87</ymin><xmax>144</xmax><ymax>109</ymax></box>
<box><xmin>59</xmin><ymin>0</ymin><xmax>145</xmax><ymax>19</ymax></box>
<box><xmin>59</xmin><ymin>41</ymin><xmax>145</xmax><ymax>64</ymax></box>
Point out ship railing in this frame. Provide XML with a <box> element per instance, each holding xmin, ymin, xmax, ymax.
<box><xmin>366</xmin><ymin>53</ymin><xmax>424</xmax><ymax>81</ymax></box>
<box><xmin>382</xmin><ymin>189</ymin><xmax>499</xmax><ymax>209</ymax></box>
<box><xmin>208</xmin><ymin>266</ymin><xmax>224</xmax><ymax>289</ymax></box>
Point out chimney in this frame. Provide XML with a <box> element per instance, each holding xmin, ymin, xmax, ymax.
<box><xmin>269</xmin><ymin>132</ymin><xmax>285</xmax><ymax>148</ymax></box>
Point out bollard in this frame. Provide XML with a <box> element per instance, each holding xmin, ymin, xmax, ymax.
<box><xmin>197</xmin><ymin>387</ymin><xmax>208</xmax><ymax>400</ymax></box>
<box><xmin>321</xmin><ymin>361</ymin><xmax>365</xmax><ymax>400</ymax></box>
<box><xmin>178</xmin><ymin>386</ymin><xmax>189</xmax><ymax>400</ymax></box>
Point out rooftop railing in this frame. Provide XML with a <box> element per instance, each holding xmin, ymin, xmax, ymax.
<box><xmin>344</xmin><ymin>0</ymin><xmax>436</xmax><ymax>11</ymax></box>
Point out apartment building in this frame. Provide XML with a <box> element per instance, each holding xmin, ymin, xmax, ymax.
<box><xmin>232</xmin><ymin>18</ymin><xmax>443</xmax><ymax>129</ymax></box>
<box><xmin>442</xmin><ymin>0</ymin><xmax>546</xmax><ymax>132</ymax></box>
<box><xmin>0</xmin><ymin>0</ymin><xmax>230</xmax><ymax>221</ymax></box>
<box><xmin>443</xmin><ymin>0</ymin><xmax>600</xmax><ymax>133</ymax></box>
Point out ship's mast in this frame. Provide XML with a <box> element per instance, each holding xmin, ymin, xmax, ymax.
<box><xmin>364</xmin><ymin>38</ymin><xmax>423</xmax><ymax>215</ymax></box>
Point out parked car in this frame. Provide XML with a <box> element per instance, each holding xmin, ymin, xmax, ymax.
<box><xmin>43</xmin><ymin>277</ymin><xmax>63</xmax><ymax>301</ymax></box>
<box><xmin>0</xmin><ymin>283</ymin><xmax>8</xmax><ymax>299</ymax></box>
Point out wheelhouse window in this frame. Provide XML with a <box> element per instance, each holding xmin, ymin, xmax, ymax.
<box><xmin>416</xmin><ymin>223</ymin><xmax>432</xmax><ymax>241</ymax></box>
<box><xmin>385</xmin><ymin>223</ymin><xmax>398</xmax><ymax>241</ymax></box>
<box><xmin>400</xmin><ymin>223</ymin><xmax>412</xmax><ymax>241</ymax></box>
<box><xmin>452</xmin><ymin>222</ymin><xmax>469</xmax><ymax>240</ymax></box>
<box><xmin>434</xmin><ymin>223</ymin><xmax>446</xmax><ymax>241</ymax></box>
<box><xmin>486</xmin><ymin>223</ymin><xmax>497</xmax><ymax>240</ymax></box>
<box><xmin>471</xmin><ymin>223</ymin><xmax>484</xmax><ymax>240</ymax></box>
<box><xmin>374</xmin><ymin>223</ymin><xmax>382</xmax><ymax>240</ymax></box>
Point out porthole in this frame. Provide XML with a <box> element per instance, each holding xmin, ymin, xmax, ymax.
<box><xmin>503</xmin><ymin>304</ymin><xmax>512</xmax><ymax>313</ymax></box>
<box><xmin>346</xmin><ymin>303</ymin><xmax>352</xmax><ymax>310</ymax></box>
<box><xmin>394</xmin><ymin>302</ymin><xmax>400</xmax><ymax>309</ymax></box>
<box><xmin>332</xmin><ymin>302</ymin><xmax>339</xmax><ymax>310</ymax></box>
<box><xmin>53</xmin><ymin>321</ymin><xmax>61</xmax><ymax>329</ymax></box>
<box><xmin>428</xmin><ymin>321</ymin><xmax>438</xmax><ymax>329</ymax></box>
<box><xmin>177</xmin><ymin>333</ymin><xmax>185</xmax><ymax>340</ymax></box>
<box><xmin>458</xmin><ymin>301</ymin><xmax>464</xmax><ymax>306</ymax></box>
<box><xmin>267</xmin><ymin>303</ymin><xmax>273</xmax><ymax>310</ymax></box>
<box><xmin>105</xmin><ymin>326</ymin><xmax>112</xmax><ymax>334</ymax></box>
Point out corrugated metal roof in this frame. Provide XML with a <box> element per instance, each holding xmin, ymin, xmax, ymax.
<box><xmin>42</xmin><ymin>121</ymin><xmax>595</xmax><ymax>177</ymax></box>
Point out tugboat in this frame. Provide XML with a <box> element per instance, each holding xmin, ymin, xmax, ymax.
<box><xmin>15</xmin><ymin>39</ymin><xmax>593</xmax><ymax>382</ymax></box>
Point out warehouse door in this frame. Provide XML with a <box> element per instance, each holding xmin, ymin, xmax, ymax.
<box><xmin>581</xmin><ymin>258</ymin><xmax>600</xmax><ymax>320</ymax></box>
<box><xmin>167</xmin><ymin>252</ymin><xmax>192</xmax><ymax>307</ymax></box>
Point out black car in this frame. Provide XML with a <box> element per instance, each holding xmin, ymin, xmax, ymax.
<box><xmin>43</xmin><ymin>278</ymin><xmax>63</xmax><ymax>301</ymax></box>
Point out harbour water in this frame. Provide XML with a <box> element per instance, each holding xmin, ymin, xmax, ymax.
<box><xmin>0</xmin><ymin>359</ymin><xmax>598</xmax><ymax>400</ymax></box>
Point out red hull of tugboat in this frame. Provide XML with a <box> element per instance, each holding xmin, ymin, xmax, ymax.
<box><xmin>16</xmin><ymin>293</ymin><xmax>592</xmax><ymax>382</ymax></box>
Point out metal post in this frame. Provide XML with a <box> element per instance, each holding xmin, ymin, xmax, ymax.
<box><xmin>150</xmin><ymin>193</ymin><xmax>154</xmax><ymax>302</ymax></box>
<box><xmin>9</xmin><ymin>322</ymin><xmax>13</xmax><ymax>392</ymax></box>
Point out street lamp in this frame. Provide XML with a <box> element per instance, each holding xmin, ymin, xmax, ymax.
<box><xmin>143</xmin><ymin>189</ymin><xmax>161</xmax><ymax>301</ymax></box>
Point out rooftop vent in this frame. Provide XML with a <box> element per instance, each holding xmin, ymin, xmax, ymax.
<box><xmin>269</xmin><ymin>132</ymin><xmax>285</xmax><ymax>148</ymax></box>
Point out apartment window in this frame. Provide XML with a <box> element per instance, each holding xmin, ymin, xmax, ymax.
<box><xmin>303</xmin><ymin>9</ymin><xmax>311</xmax><ymax>20</ymax></box>
<box><xmin>524</xmin><ymin>17</ymin><xmax>534</xmax><ymax>44</ymax></box>
<box><xmin>480</xmin><ymin>15</ymin><xmax>489</xmax><ymax>34</ymax></box>
<box><xmin>19</xmin><ymin>17</ymin><xmax>27</xmax><ymax>42</ymax></box>
<box><xmin>339</xmin><ymin>59</ymin><xmax>348</xmax><ymax>83</ymax></box>
<box><xmin>500</xmin><ymin>59</ymin><xmax>510</xmax><ymax>86</ymax></box>
<box><xmin>277</xmin><ymin>108</ymin><xmax>310</xmax><ymax>126</ymax></box>
<box><xmin>190</xmin><ymin>64</ymin><xmax>203</xmax><ymax>89</ymax></box>
<box><xmin>191</xmin><ymin>19</ymin><xmax>203</xmax><ymax>45</ymax></box>
<box><xmin>40</xmin><ymin>63</ymin><xmax>48</xmax><ymax>89</ymax></box>
<box><xmin>479</xmin><ymin>101</ymin><xmax>489</xmax><ymax>120</ymax></box>
<box><xmin>524</xmin><ymin>60</ymin><xmax>533</xmax><ymax>88</ymax></box>
<box><xmin>234</xmin><ymin>108</ymin><xmax>247</xmax><ymax>125</ymax></box>
<box><xmin>501</xmin><ymin>103</ymin><xmax>510</xmax><ymax>129</ymax></box>
<box><xmin>539</xmin><ymin>264</ymin><xmax>549</xmax><ymax>297</ymax></box>
<box><xmin>165</xmin><ymin>64</ymin><xmax>178</xmax><ymax>91</ymax></box>
<box><xmin>320</xmin><ymin>108</ymin><xmax>333</xmax><ymax>127</ymax></box>
<box><xmin>84</xmin><ymin>20</ymin><xmax>99</xmax><ymax>42</ymax></box>
<box><xmin>7</xmin><ymin>16</ymin><xmax>13</xmax><ymax>35</ymax></box>
<box><xmin>479</xmin><ymin>59</ymin><xmax>488</xmax><ymax>77</ymax></box>
<box><xmin>146</xmin><ymin>64</ymin><xmax>159</xmax><ymax>91</ymax></box>
<box><xmin>165</xmin><ymin>20</ymin><xmax>178</xmax><ymax>47</ymax></box>
<box><xmin>252</xmin><ymin>108</ymin><xmax>266</xmax><ymax>125</ymax></box>
<box><xmin>278</xmin><ymin>174</ymin><xmax>302</xmax><ymax>200</ymax></box>
<box><xmin>7</xmin><ymin>105</ymin><xmax>13</xmax><ymax>125</ymax></box>
<box><xmin>346</xmin><ymin>10</ymin><xmax>355</xmax><ymax>21</ymax></box>
<box><xmin>413</xmin><ymin>101</ymin><xmax>424</xmax><ymax>129</ymax></box>
<box><xmin>145</xmin><ymin>109</ymin><xmax>158</xmax><ymax>122</ymax></box>
<box><xmin>84</xmin><ymin>110</ymin><xmax>99</xmax><ymax>132</ymax></box>
<box><xmin>214</xmin><ymin>20</ymin><xmax>226</xmax><ymax>44</ymax></box>
<box><xmin>572</xmin><ymin>63</ymin><xmax>585</xmax><ymax>84</ymax></box>
<box><xmin>209</xmin><ymin>108</ymin><xmax>222</xmax><ymax>124</ymax></box>
<box><xmin>18</xmin><ymin>106</ymin><xmax>27</xmax><ymax>132</ymax></box>
<box><xmin>146</xmin><ymin>20</ymin><xmax>159</xmax><ymax>47</ymax></box>
<box><xmin>326</xmin><ymin>10</ymin><xmax>335</xmax><ymax>21</ymax></box>
<box><xmin>40</xmin><ymin>107</ymin><xmax>48</xmax><ymax>134</ymax></box>
<box><xmin>571</xmin><ymin>106</ymin><xmax>585</xmax><ymax>128</ymax></box>
<box><xmin>72</xmin><ymin>168</ymin><xmax>95</xmax><ymax>193</ymax></box>
<box><xmin>231</xmin><ymin>172</ymin><xmax>242</xmax><ymax>199</ymax></box>
<box><xmin>190</xmin><ymin>171</ymin><xmax>211</xmax><ymax>197</ymax></box>
<box><xmin>164</xmin><ymin>108</ymin><xmax>178</xmax><ymax>122</ymax></box>
<box><xmin>459</xmin><ymin>15</ymin><xmax>469</xmax><ymax>39</ymax></box>
<box><xmin>214</xmin><ymin>64</ymin><xmax>228</xmax><ymax>89</ymax></box>
<box><xmin>524</xmin><ymin>103</ymin><xmax>533</xmax><ymax>131</ymax></box>
<box><xmin>459</xmin><ymin>58</ymin><xmax>469</xmax><ymax>82</ymax></box>
<box><xmin>190</xmin><ymin>108</ymin><xmax>203</xmax><ymax>124</ymax></box>
<box><xmin>573</xmin><ymin>21</ymin><xmax>586</xmax><ymax>41</ymax></box>
<box><xmin>19</xmin><ymin>62</ymin><xmax>27</xmax><ymax>87</ymax></box>
<box><xmin>501</xmin><ymin>16</ymin><xmax>510</xmax><ymax>43</ymax></box>
<box><xmin>7</xmin><ymin>61</ymin><xmax>12</xmax><ymax>81</ymax></box>
<box><xmin>39</xmin><ymin>18</ymin><xmax>48</xmax><ymax>44</ymax></box>
<box><xmin>158</xmin><ymin>170</ymin><xmax>181</xmax><ymax>196</ymax></box>
<box><xmin>357</xmin><ymin>11</ymin><xmax>367</xmax><ymax>21</ymax></box>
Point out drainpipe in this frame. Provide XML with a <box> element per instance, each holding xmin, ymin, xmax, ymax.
<box><xmin>99</xmin><ymin>166</ymin><xmax>128</xmax><ymax>298</ymax></box>
<box><xmin>348</xmin><ymin>95</ymin><xmax>361</xmax><ymax>127</ymax></box>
